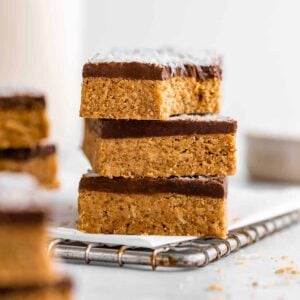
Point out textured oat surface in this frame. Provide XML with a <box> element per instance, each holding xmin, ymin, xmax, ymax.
<box><xmin>0</xmin><ymin>108</ymin><xmax>48</xmax><ymax>148</ymax></box>
<box><xmin>81</xmin><ymin>77</ymin><xmax>221</xmax><ymax>119</ymax></box>
<box><xmin>83</xmin><ymin>123</ymin><xmax>236</xmax><ymax>177</ymax></box>
<box><xmin>0</xmin><ymin>222</ymin><xmax>55</xmax><ymax>287</ymax></box>
<box><xmin>78</xmin><ymin>190</ymin><xmax>227</xmax><ymax>237</ymax></box>
<box><xmin>0</xmin><ymin>154</ymin><xmax>59</xmax><ymax>188</ymax></box>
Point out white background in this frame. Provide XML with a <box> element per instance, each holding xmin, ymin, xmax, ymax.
<box><xmin>2</xmin><ymin>0</ymin><xmax>300</xmax><ymax>179</ymax></box>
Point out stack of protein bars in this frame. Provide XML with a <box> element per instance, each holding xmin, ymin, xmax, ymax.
<box><xmin>78</xmin><ymin>49</ymin><xmax>237</xmax><ymax>238</ymax></box>
<box><xmin>0</xmin><ymin>88</ymin><xmax>58</xmax><ymax>188</ymax></box>
<box><xmin>0</xmin><ymin>205</ymin><xmax>73</xmax><ymax>299</ymax></box>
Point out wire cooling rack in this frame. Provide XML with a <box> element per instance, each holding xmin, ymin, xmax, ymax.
<box><xmin>49</xmin><ymin>210</ymin><xmax>300</xmax><ymax>270</ymax></box>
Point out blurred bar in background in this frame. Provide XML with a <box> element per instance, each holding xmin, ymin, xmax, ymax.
<box><xmin>0</xmin><ymin>0</ymin><xmax>83</xmax><ymax>151</ymax></box>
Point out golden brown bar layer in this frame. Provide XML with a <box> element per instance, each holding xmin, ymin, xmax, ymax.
<box><xmin>0</xmin><ymin>276</ymin><xmax>73</xmax><ymax>300</ymax></box>
<box><xmin>83</xmin><ymin>116</ymin><xmax>237</xmax><ymax>178</ymax></box>
<box><xmin>81</xmin><ymin>76</ymin><xmax>221</xmax><ymax>119</ymax></box>
<box><xmin>78</xmin><ymin>174</ymin><xmax>227</xmax><ymax>237</ymax></box>
<box><xmin>0</xmin><ymin>145</ymin><xmax>59</xmax><ymax>188</ymax></box>
<box><xmin>0</xmin><ymin>89</ymin><xmax>48</xmax><ymax>148</ymax></box>
<box><xmin>81</xmin><ymin>48</ymin><xmax>222</xmax><ymax>119</ymax></box>
<box><xmin>0</xmin><ymin>209</ymin><xmax>56</xmax><ymax>288</ymax></box>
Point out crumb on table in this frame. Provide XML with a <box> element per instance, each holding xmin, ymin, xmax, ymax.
<box><xmin>208</xmin><ymin>283</ymin><xmax>223</xmax><ymax>292</ymax></box>
<box><xmin>275</xmin><ymin>266</ymin><xmax>300</xmax><ymax>275</ymax></box>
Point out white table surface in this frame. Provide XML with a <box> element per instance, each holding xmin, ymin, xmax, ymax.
<box><xmin>62</xmin><ymin>222</ymin><xmax>300</xmax><ymax>300</ymax></box>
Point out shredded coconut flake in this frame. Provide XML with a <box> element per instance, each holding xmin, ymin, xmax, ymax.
<box><xmin>169</xmin><ymin>114</ymin><xmax>233</xmax><ymax>121</ymax></box>
<box><xmin>89</xmin><ymin>48</ymin><xmax>220</xmax><ymax>74</ymax></box>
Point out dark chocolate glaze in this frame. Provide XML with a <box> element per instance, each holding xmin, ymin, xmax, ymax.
<box><xmin>0</xmin><ymin>276</ymin><xmax>72</xmax><ymax>294</ymax></box>
<box><xmin>0</xmin><ymin>95</ymin><xmax>45</xmax><ymax>109</ymax></box>
<box><xmin>79</xmin><ymin>175</ymin><xmax>227</xmax><ymax>198</ymax></box>
<box><xmin>86</xmin><ymin>117</ymin><xmax>237</xmax><ymax>139</ymax></box>
<box><xmin>0</xmin><ymin>144</ymin><xmax>56</xmax><ymax>160</ymax></box>
<box><xmin>0</xmin><ymin>209</ymin><xmax>46</xmax><ymax>223</ymax></box>
<box><xmin>82</xmin><ymin>62</ymin><xmax>222</xmax><ymax>81</ymax></box>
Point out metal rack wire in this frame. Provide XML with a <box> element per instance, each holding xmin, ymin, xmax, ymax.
<box><xmin>49</xmin><ymin>210</ymin><xmax>300</xmax><ymax>270</ymax></box>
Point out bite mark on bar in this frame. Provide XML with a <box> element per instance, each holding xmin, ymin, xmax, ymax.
<box><xmin>86</xmin><ymin>117</ymin><xmax>237</xmax><ymax>139</ymax></box>
<box><xmin>79</xmin><ymin>175</ymin><xmax>227</xmax><ymax>198</ymax></box>
<box><xmin>0</xmin><ymin>144</ymin><xmax>56</xmax><ymax>160</ymax></box>
<box><xmin>83</xmin><ymin>62</ymin><xmax>222</xmax><ymax>81</ymax></box>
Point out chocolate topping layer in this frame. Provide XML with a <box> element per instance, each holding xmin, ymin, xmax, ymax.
<box><xmin>80</xmin><ymin>174</ymin><xmax>227</xmax><ymax>198</ymax></box>
<box><xmin>83</xmin><ymin>62</ymin><xmax>222</xmax><ymax>81</ymax></box>
<box><xmin>0</xmin><ymin>92</ymin><xmax>45</xmax><ymax>109</ymax></box>
<box><xmin>0</xmin><ymin>276</ymin><xmax>72</xmax><ymax>294</ymax></box>
<box><xmin>86</xmin><ymin>115</ymin><xmax>237</xmax><ymax>139</ymax></box>
<box><xmin>0</xmin><ymin>208</ymin><xmax>46</xmax><ymax>223</ymax></box>
<box><xmin>0</xmin><ymin>144</ymin><xmax>56</xmax><ymax>160</ymax></box>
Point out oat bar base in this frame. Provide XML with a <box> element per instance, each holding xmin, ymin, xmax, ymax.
<box><xmin>0</xmin><ymin>108</ymin><xmax>48</xmax><ymax>148</ymax></box>
<box><xmin>78</xmin><ymin>190</ymin><xmax>227</xmax><ymax>238</ymax></box>
<box><xmin>81</xmin><ymin>76</ymin><xmax>221</xmax><ymax>119</ymax></box>
<box><xmin>0</xmin><ymin>153</ymin><xmax>59</xmax><ymax>188</ymax></box>
<box><xmin>0</xmin><ymin>222</ymin><xmax>55</xmax><ymax>287</ymax></box>
<box><xmin>83</xmin><ymin>121</ymin><xmax>236</xmax><ymax>178</ymax></box>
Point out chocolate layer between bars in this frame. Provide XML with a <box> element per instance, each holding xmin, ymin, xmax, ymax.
<box><xmin>0</xmin><ymin>88</ymin><xmax>45</xmax><ymax>109</ymax></box>
<box><xmin>0</xmin><ymin>144</ymin><xmax>56</xmax><ymax>160</ymax></box>
<box><xmin>83</xmin><ymin>62</ymin><xmax>221</xmax><ymax>81</ymax></box>
<box><xmin>0</xmin><ymin>276</ymin><xmax>72</xmax><ymax>294</ymax></box>
<box><xmin>0</xmin><ymin>208</ymin><xmax>46</xmax><ymax>223</ymax></box>
<box><xmin>80</xmin><ymin>174</ymin><xmax>227</xmax><ymax>198</ymax></box>
<box><xmin>86</xmin><ymin>115</ymin><xmax>237</xmax><ymax>139</ymax></box>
